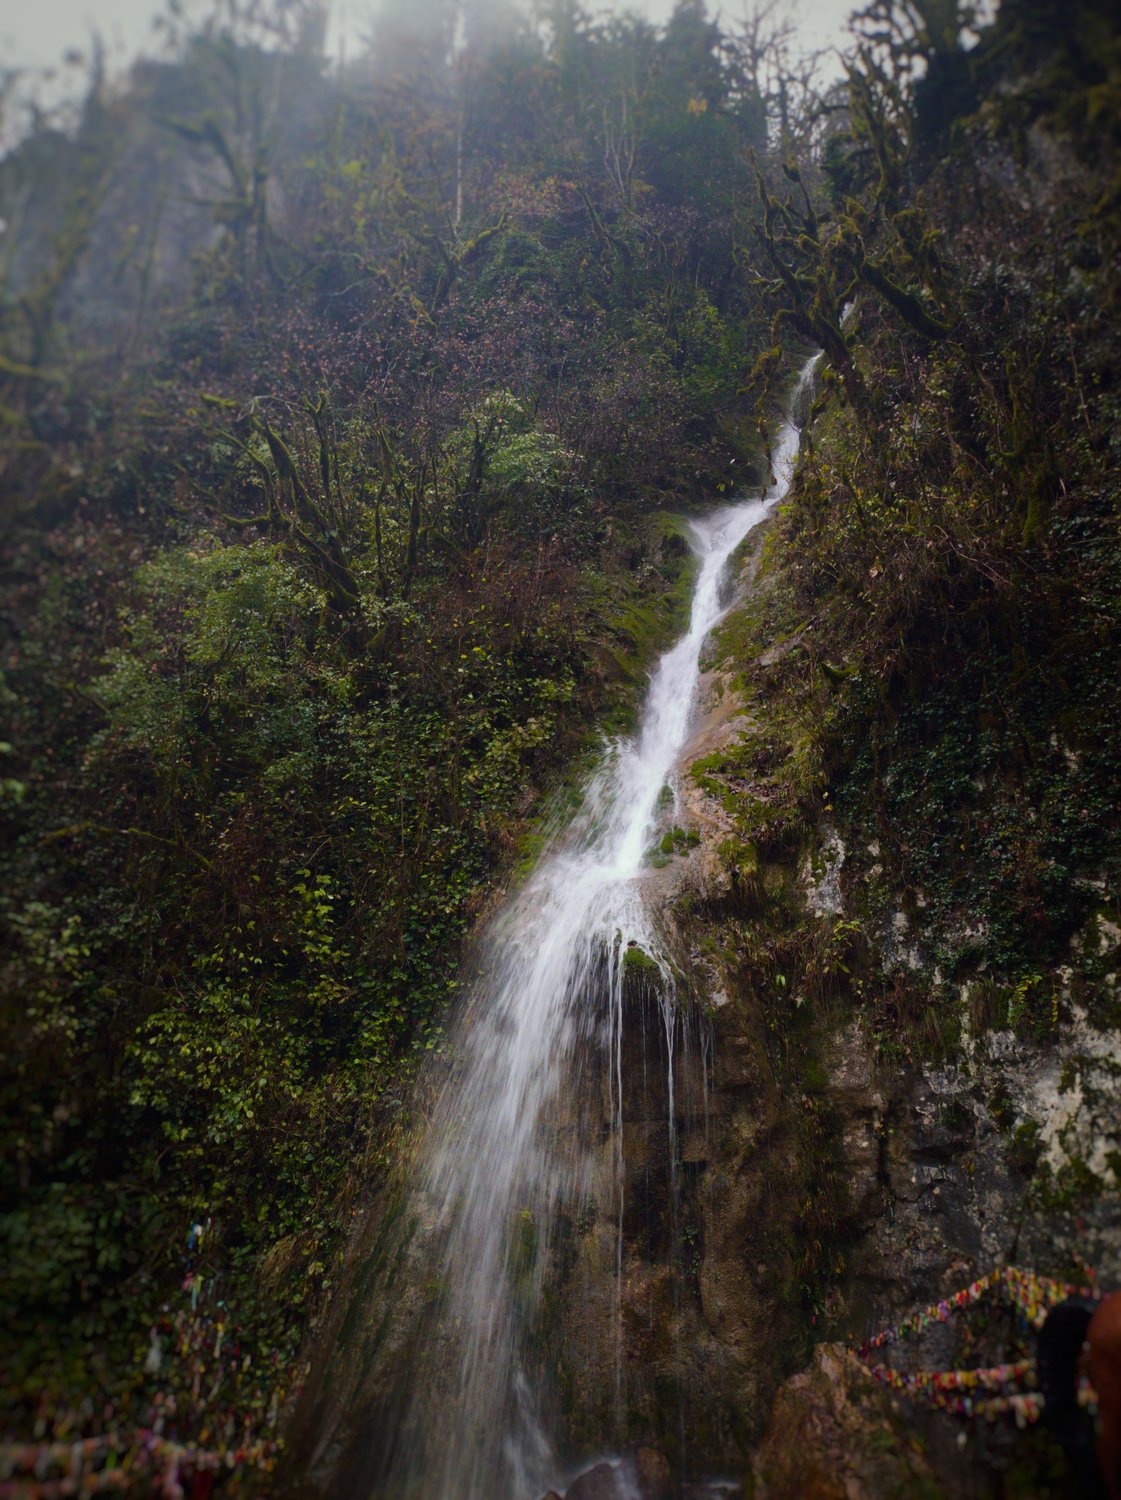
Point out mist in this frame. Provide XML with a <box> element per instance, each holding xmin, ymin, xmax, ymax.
<box><xmin>4</xmin><ymin>0</ymin><xmax>854</xmax><ymax>100</ymax></box>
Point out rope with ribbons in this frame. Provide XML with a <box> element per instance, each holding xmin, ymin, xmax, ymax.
<box><xmin>856</xmin><ymin>1266</ymin><xmax>1103</xmax><ymax>1426</ymax></box>
<box><xmin>1</xmin><ymin>1222</ymin><xmax>296</xmax><ymax>1498</ymax></box>
<box><xmin>0</xmin><ymin>1429</ymin><xmax>277</xmax><ymax>1498</ymax></box>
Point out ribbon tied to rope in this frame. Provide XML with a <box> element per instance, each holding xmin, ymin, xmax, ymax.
<box><xmin>856</xmin><ymin>1265</ymin><xmax>1103</xmax><ymax>1424</ymax></box>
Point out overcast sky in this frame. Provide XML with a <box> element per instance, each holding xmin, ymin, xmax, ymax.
<box><xmin>3</xmin><ymin>0</ymin><xmax>856</xmax><ymax>81</ymax></box>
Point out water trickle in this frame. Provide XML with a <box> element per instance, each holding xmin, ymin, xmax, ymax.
<box><xmin>321</xmin><ymin>358</ymin><xmax>819</xmax><ymax>1500</ymax></box>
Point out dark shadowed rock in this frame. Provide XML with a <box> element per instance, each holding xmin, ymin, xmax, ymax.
<box><xmin>565</xmin><ymin>1461</ymin><xmax>628</xmax><ymax>1500</ymax></box>
<box><xmin>633</xmin><ymin>1446</ymin><xmax>675</xmax><ymax>1500</ymax></box>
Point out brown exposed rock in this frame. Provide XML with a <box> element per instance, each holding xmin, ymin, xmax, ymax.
<box><xmin>751</xmin><ymin>1344</ymin><xmax>946</xmax><ymax>1500</ymax></box>
<box><xmin>557</xmin><ymin>1450</ymin><xmax>675</xmax><ymax>1500</ymax></box>
<box><xmin>633</xmin><ymin>1445</ymin><xmax>675</xmax><ymax>1500</ymax></box>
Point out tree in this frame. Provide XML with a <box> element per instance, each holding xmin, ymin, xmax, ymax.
<box><xmin>851</xmin><ymin>0</ymin><xmax>980</xmax><ymax>146</ymax></box>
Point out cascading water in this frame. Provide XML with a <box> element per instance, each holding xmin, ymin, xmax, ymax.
<box><xmin>299</xmin><ymin>357</ymin><xmax>820</xmax><ymax>1500</ymax></box>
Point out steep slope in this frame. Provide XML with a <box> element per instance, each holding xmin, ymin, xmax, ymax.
<box><xmin>659</xmin><ymin>9</ymin><xmax>1121</xmax><ymax>1492</ymax></box>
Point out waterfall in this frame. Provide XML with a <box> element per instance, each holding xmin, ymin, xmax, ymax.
<box><xmin>303</xmin><ymin>355</ymin><xmax>820</xmax><ymax>1500</ymax></box>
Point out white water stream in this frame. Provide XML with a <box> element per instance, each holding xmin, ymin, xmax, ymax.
<box><xmin>360</xmin><ymin>357</ymin><xmax>819</xmax><ymax>1500</ymax></box>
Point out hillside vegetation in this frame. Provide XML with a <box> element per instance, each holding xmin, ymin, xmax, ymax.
<box><xmin>0</xmin><ymin>0</ymin><xmax>801</xmax><ymax>1456</ymax></box>
<box><xmin>1</xmin><ymin>0</ymin><xmax>1120</xmax><ymax>1491</ymax></box>
<box><xmin>707</xmin><ymin>0</ymin><xmax>1121</xmax><ymax>1070</ymax></box>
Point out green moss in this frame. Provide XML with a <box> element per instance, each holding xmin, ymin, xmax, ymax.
<box><xmin>1010</xmin><ymin>1119</ymin><xmax>1042</xmax><ymax>1177</ymax></box>
<box><xmin>621</xmin><ymin>942</ymin><xmax>662</xmax><ymax>979</ymax></box>
<box><xmin>656</xmin><ymin>824</ymin><xmax>700</xmax><ymax>857</ymax></box>
<box><xmin>600</xmin><ymin>563</ymin><xmax>697</xmax><ymax>681</ymax></box>
<box><xmin>512</xmin><ymin>828</ymin><xmax>547</xmax><ymax>881</ymax></box>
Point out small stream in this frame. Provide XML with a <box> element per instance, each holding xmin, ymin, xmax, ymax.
<box><xmin>293</xmin><ymin>357</ymin><xmax>820</xmax><ymax>1500</ymax></box>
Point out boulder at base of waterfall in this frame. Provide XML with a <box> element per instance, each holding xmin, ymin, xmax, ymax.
<box><xmin>632</xmin><ymin>1447</ymin><xmax>675</xmax><ymax>1500</ymax></box>
<box><xmin>751</xmin><ymin>1343</ymin><xmax>946</xmax><ymax>1500</ymax></box>
<box><xmin>564</xmin><ymin>1461</ymin><xmax>628</xmax><ymax>1499</ymax></box>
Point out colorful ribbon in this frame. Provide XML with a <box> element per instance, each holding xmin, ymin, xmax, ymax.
<box><xmin>2</xmin><ymin>1220</ymin><xmax>296</xmax><ymax>1498</ymax></box>
<box><xmin>861</xmin><ymin>1266</ymin><xmax>1101</xmax><ymax>1352</ymax></box>
<box><xmin>855</xmin><ymin>1265</ymin><xmax>1103</xmax><ymax>1426</ymax></box>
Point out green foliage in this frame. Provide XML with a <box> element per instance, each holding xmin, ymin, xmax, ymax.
<box><xmin>717</xmin><ymin>0</ymin><xmax>1121</xmax><ymax>1077</ymax></box>
<box><xmin>0</xmin><ymin>516</ymin><xmax>598</xmax><ymax>1416</ymax></box>
<box><xmin>3</xmin><ymin>0</ymin><xmax>1119</xmax><ymax>1484</ymax></box>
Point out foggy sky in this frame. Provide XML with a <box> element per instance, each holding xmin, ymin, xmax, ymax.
<box><xmin>4</xmin><ymin>0</ymin><xmax>856</xmax><ymax>82</ymax></box>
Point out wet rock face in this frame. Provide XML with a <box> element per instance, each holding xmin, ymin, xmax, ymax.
<box><xmin>546</xmin><ymin>523</ymin><xmax>817</xmax><ymax>1476</ymax></box>
<box><xmin>548</xmin><ymin>938</ymin><xmax>799</xmax><ymax>1476</ymax></box>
